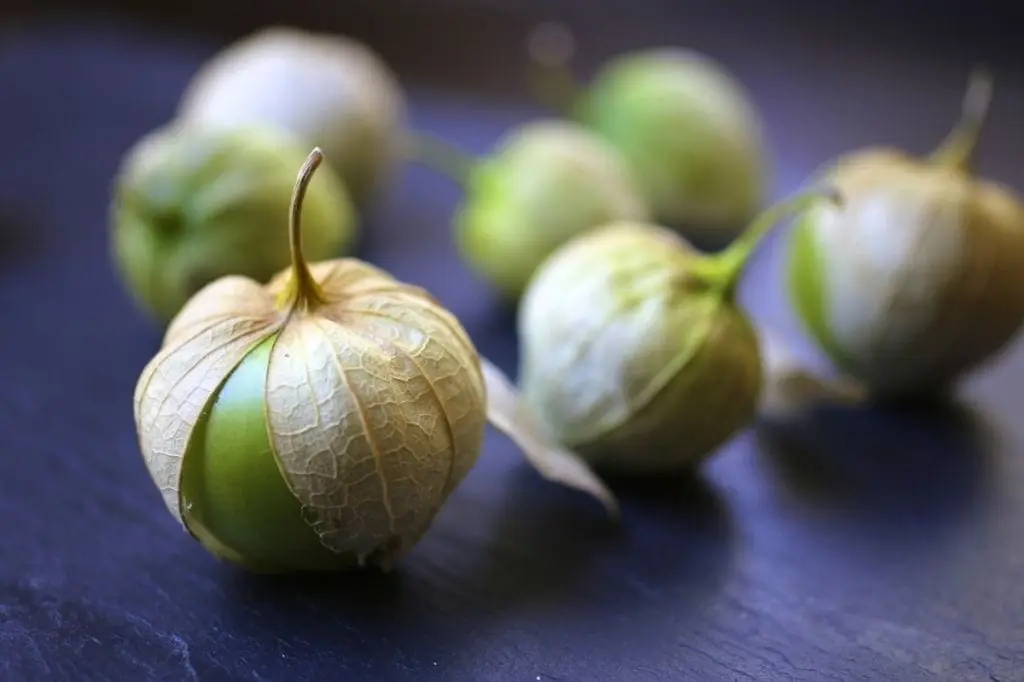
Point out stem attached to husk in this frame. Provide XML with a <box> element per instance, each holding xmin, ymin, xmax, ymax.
<box><xmin>401</xmin><ymin>130</ymin><xmax>478</xmax><ymax>187</ymax></box>
<box><xmin>524</xmin><ymin>21</ymin><xmax>584</xmax><ymax>116</ymax></box>
<box><xmin>696</xmin><ymin>186</ymin><xmax>844</xmax><ymax>300</ymax></box>
<box><xmin>928</xmin><ymin>66</ymin><xmax>993</xmax><ymax>172</ymax></box>
<box><xmin>280</xmin><ymin>147</ymin><xmax>329</xmax><ymax>315</ymax></box>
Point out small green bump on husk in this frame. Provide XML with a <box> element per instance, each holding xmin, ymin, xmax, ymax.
<box><xmin>134</xmin><ymin>147</ymin><xmax>619</xmax><ymax>573</ymax></box>
<box><xmin>785</xmin><ymin>67</ymin><xmax>1024</xmax><ymax>399</ymax></box>
<box><xmin>517</xmin><ymin>187</ymin><xmax>840</xmax><ymax>474</ymax></box>
<box><xmin>405</xmin><ymin>120</ymin><xmax>650</xmax><ymax>301</ymax></box>
<box><xmin>110</xmin><ymin>121</ymin><xmax>356</xmax><ymax>326</ymax></box>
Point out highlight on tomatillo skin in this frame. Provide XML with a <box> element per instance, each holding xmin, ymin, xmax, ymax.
<box><xmin>525</xmin><ymin>23</ymin><xmax>770</xmax><ymax>245</ymax></box>
<box><xmin>133</xmin><ymin>147</ymin><xmax>618</xmax><ymax>573</ymax></box>
<box><xmin>517</xmin><ymin>187</ymin><xmax>841</xmax><ymax>474</ymax></box>
<box><xmin>110</xmin><ymin>121</ymin><xmax>356</xmax><ymax>326</ymax></box>
<box><xmin>177</xmin><ymin>25</ymin><xmax>407</xmax><ymax>205</ymax></box>
<box><xmin>406</xmin><ymin>119</ymin><xmax>650</xmax><ymax>301</ymax></box>
<box><xmin>786</xmin><ymin>67</ymin><xmax>1024</xmax><ymax>399</ymax></box>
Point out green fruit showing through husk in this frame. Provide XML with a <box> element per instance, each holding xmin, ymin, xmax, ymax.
<box><xmin>524</xmin><ymin>25</ymin><xmax>769</xmax><ymax>246</ymax></box>
<box><xmin>133</xmin><ymin>148</ymin><xmax>617</xmax><ymax>573</ymax></box>
<box><xmin>111</xmin><ymin>121</ymin><xmax>356</xmax><ymax>325</ymax></box>
<box><xmin>786</xmin><ymin>69</ymin><xmax>1024</xmax><ymax>399</ymax></box>
<box><xmin>178</xmin><ymin>25</ymin><xmax>406</xmax><ymax>206</ymax></box>
<box><xmin>410</xmin><ymin>119</ymin><xmax>650</xmax><ymax>301</ymax></box>
<box><xmin>518</xmin><ymin>188</ymin><xmax>839</xmax><ymax>474</ymax></box>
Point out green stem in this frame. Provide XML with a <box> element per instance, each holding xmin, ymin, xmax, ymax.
<box><xmin>280</xmin><ymin>147</ymin><xmax>328</xmax><ymax>315</ymax></box>
<box><xmin>524</xmin><ymin>20</ymin><xmax>584</xmax><ymax>117</ymax></box>
<box><xmin>401</xmin><ymin>130</ymin><xmax>478</xmax><ymax>187</ymax></box>
<box><xmin>927</xmin><ymin>66</ymin><xmax>993</xmax><ymax>172</ymax></box>
<box><xmin>696</xmin><ymin>186</ymin><xmax>844</xmax><ymax>300</ymax></box>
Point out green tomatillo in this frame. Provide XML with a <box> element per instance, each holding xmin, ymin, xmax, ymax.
<box><xmin>111</xmin><ymin>121</ymin><xmax>356</xmax><ymax>325</ymax></box>
<box><xmin>525</xmin><ymin>22</ymin><xmax>770</xmax><ymax>246</ymax></box>
<box><xmin>133</xmin><ymin>147</ymin><xmax>617</xmax><ymax>573</ymax></box>
<box><xmin>177</xmin><ymin>25</ymin><xmax>406</xmax><ymax>206</ymax></box>
<box><xmin>407</xmin><ymin>119</ymin><xmax>650</xmax><ymax>301</ymax></box>
<box><xmin>517</xmin><ymin>187</ymin><xmax>840</xmax><ymax>474</ymax></box>
<box><xmin>785</xmin><ymin>68</ymin><xmax>1024</xmax><ymax>399</ymax></box>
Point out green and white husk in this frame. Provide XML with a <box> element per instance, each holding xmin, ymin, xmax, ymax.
<box><xmin>518</xmin><ymin>188</ymin><xmax>839</xmax><ymax>473</ymax></box>
<box><xmin>786</xmin><ymin>69</ymin><xmax>1024</xmax><ymax>398</ymax></box>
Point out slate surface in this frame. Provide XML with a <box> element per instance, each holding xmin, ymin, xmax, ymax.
<box><xmin>1</xmin><ymin>9</ymin><xmax>1023</xmax><ymax>682</ymax></box>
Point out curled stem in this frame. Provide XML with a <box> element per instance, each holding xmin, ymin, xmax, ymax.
<box><xmin>401</xmin><ymin>130</ymin><xmax>478</xmax><ymax>187</ymax></box>
<box><xmin>699</xmin><ymin>186</ymin><xmax>844</xmax><ymax>300</ymax></box>
<box><xmin>928</xmin><ymin>66</ymin><xmax>993</xmax><ymax>172</ymax></box>
<box><xmin>280</xmin><ymin>147</ymin><xmax>328</xmax><ymax>315</ymax></box>
<box><xmin>524</xmin><ymin>20</ymin><xmax>583</xmax><ymax>116</ymax></box>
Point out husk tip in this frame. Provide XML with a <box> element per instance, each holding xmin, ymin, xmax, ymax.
<box><xmin>967</xmin><ymin>64</ymin><xmax>993</xmax><ymax>95</ymax></box>
<box><xmin>964</xmin><ymin>65</ymin><xmax>994</xmax><ymax>118</ymax></box>
<box><xmin>603</xmin><ymin>495</ymin><xmax>622</xmax><ymax>521</ymax></box>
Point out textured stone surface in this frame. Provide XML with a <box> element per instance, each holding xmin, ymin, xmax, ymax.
<box><xmin>1</xmin><ymin>10</ymin><xmax>1023</xmax><ymax>681</ymax></box>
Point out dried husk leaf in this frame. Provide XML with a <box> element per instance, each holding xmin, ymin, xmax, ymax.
<box><xmin>479</xmin><ymin>357</ymin><xmax>618</xmax><ymax>516</ymax></box>
<box><xmin>756</xmin><ymin>326</ymin><xmax>867</xmax><ymax>419</ymax></box>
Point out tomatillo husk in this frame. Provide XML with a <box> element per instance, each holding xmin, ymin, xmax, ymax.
<box><xmin>517</xmin><ymin>188</ymin><xmax>840</xmax><ymax>474</ymax></box>
<box><xmin>406</xmin><ymin>119</ymin><xmax>650</xmax><ymax>301</ymax></box>
<box><xmin>133</xmin><ymin>147</ymin><xmax>615</xmax><ymax>574</ymax></box>
<box><xmin>178</xmin><ymin>26</ymin><xmax>406</xmax><ymax>205</ymax></box>
<box><xmin>525</xmin><ymin>24</ymin><xmax>769</xmax><ymax>246</ymax></box>
<box><xmin>111</xmin><ymin>121</ymin><xmax>356</xmax><ymax>325</ymax></box>
<box><xmin>786</xmin><ymin>68</ymin><xmax>1024</xmax><ymax>399</ymax></box>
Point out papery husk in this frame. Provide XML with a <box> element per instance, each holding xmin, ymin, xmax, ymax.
<box><xmin>178</xmin><ymin>26</ymin><xmax>406</xmax><ymax>205</ymax></box>
<box><xmin>518</xmin><ymin>189</ymin><xmax>841</xmax><ymax>473</ymax></box>
<box><xmin>133</xmin><ymin>148</ymin><xmax>616</xmax><ymax>572</ymax></box>
<box><xmin>755</xmin><ymin>326</ymin><xmax>867</xmax><ymax>419</ymax></box>
<box><xmin>787</xmin><ymin>68</ymin><xmax>1024</xmax><ymax>398</ymax></box>
<box><xmin>454</xmin><ymin>119</ymin><xmax>651</xmax><ymax>300</ymax></box>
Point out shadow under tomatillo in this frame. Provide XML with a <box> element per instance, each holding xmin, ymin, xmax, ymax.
<box><xmin>217</xmin><ymin>553</ymin><xmax>440</xmax><ymax>660</ymax></box>
<box><xmin>424</xmin><ymin>463</ymin><xmax>737</xmax><ymax>624</ymax></box>
<box><xmin>209</xmin><ymin>451</ymin><xmax>736</xmax><ymax>661</ymax></box>
<box><xmin>0</xmin><ymin>208</ymin><xmax>45</xmax><ymax>266</ymax></box>
<box><xmin>753</xmin><ymin>394</ymin><xmax>997</xmax><ymax>550</ymax></box>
